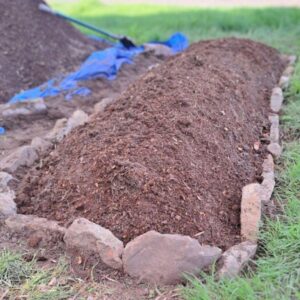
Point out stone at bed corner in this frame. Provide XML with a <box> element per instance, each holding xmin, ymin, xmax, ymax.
<box><xmin>217</xmin><ymin>241</ymin><xmax>257</xmax><ymax>279</ymax></box>
<box><xmin>5</xmin><ymin>214</ymin><xmax>66</xmax><ymax>240</ymax></box>
<box><xmin>64</xmin><ymin>218</ymin><xmax>124</xmax><ymax>270</ymax></box>
<box><xmin>0</xmin><ymin>145</ymin><xmax>38</xmax><ymax>173</ymax></box>
<box><xmin>123</xmin><ymin>230</ymin><xmax>222</xmax><ymax>285</ymax></box>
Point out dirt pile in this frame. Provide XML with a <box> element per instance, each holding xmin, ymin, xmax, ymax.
<box><xmin>17</xmin><ymin>38</ymin><xmax>285</xmax><ymax>249</ymax></box>
<box><xmin>0</xmin><ymin>0</ymin><xmax>103</xmax><ymax>103</ymax></box>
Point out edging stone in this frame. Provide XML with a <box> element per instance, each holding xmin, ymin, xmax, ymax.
<box><xmin>5</xmin><ymin>214</ymin><xmax>66</xmax><ymax>247</ymax></box>
<box><xmin>64</xmin><ymin>218</ymin><xmax>124</xmax><ymax>270</ymax></box>
<box><xmin>261</xmin><ymin>155</ymin><xmax>275</xmax><ymax>204</ymax></box>
<box><xmin>123</xmin><ymin>230</ymin><xmax>222</xmax><ymax>285</ymax></box>
<box><xmin>217</xmin><ymin>241</ymin><xmax>257</xmax><ymax>279</ymax></box>
<box><xmin>240</xmin><ymin>183</ymin><xmax>261</xmax><ymax>242</ymax></box>
<box><xmin>270</xmin><ymin>87</ymin><xmax>283</xmax><ymax>113</ymax></box>
<box><xmin>0</xmin><ymin>146</ymin><xmax>38</xmax><ymax>173</ymax></box>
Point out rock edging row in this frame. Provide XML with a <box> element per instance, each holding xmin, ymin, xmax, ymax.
<box><xmin>0</xmin><ymin>55</ymin><xmax>296</xmax><ymax>285</ymax></box>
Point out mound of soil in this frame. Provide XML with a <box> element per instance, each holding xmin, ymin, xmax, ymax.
<box><xmin>0</xmin><ymin>0</ymin><xmax>103</xmax><ymax>103</ymax></box>
<box><xmin>17</xmin><ymin>38</ymin><xmax>285</xmax><ymax>249</ymax></box>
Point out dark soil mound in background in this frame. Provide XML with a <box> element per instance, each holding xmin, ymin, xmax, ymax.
<box><xmin>0</xmin><ymin>0</ymin><xmax>103</xmax><ymax>103</ymax></box>
<box><xmin>17</xmin><ymin>38</ymin><xmax>285</xmax><ymax>249</ymax></box>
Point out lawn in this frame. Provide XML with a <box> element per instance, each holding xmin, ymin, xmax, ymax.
<box><xmin>2</xmin><ymin>0</ymin><xmax>300</xmax><ymax>299</ymax></box>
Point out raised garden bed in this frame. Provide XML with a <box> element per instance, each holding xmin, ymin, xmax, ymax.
<box><xmin>0</xmin><ymin>37</ymin><xmax>296</xmax><ymax>285</ymax></box>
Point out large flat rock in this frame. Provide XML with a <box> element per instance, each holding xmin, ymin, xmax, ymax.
<box><xmin>123</xmin><ymin>230</ymin><xmax>222</xmax><ymax>284</ymax></box>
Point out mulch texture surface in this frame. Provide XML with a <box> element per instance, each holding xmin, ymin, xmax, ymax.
<box><xmin>0</xmin><ymin>0</ymin><xmax>104</xmax><ymax>103</ymax></box>
<box><xmin>17</xmin><ymin>38</ymin><xmax>285</xmax><ymax>249</ymax></box>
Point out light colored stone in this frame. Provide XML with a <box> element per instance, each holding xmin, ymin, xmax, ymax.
<box><xmin>283</xmin><ymin>65</ymin><xmax>294</xmax><ymax>77</ymax></box>
<box><xmin>288</xmin><ymin>55</ymin><xmax>297</xmax><ymax>65</ymax></box>
<box><xmin>261</xmin><ymin>155</ymin><xmax>275</xmax><ymax>204</ymax></box>
<box><xmin>217</xmin><ymin>241</ymin><xmax>257</xmax><ymax>279</ymax></box>
<box><xmin>123</xmin><ymin>231</ymin><xmax>222</xmax><ymax>285</ymax></box>
<box><xmin>144</xmin><ymin>43</ymin><xmax>174</xmax><ymax>57</ymax></box>
<box><xmin>5</xmin><ymin>214</ymin><xmax>66</xmax><ymax>238</ymax></box>
<box><xmin>262</xmin><ymin>154</ymin><xmax>274</xmax><ymax>174</ymax></box>
<box><xmin>269</xmin><ymin>114</ymin><xmax>279</xmax><ymax>144</ymax></box>
<box><xmin>279</xmin><ymin>75</ymin><xmax>290</xmax><ymax>90</ymax></box>
<box><xmin>0</xmin><ymin>98</ymin><xmax>47</xmax><ymax>118</ymax></box>
<box><xmin>94</xmin><ymin>97</ymin><xmax>115</xmax><ymax>113</ymax></box>
<box><xmin>0</xmin><ymin>190</ymin><xmax>16</xmax><ymax>217</ymax></box>
<box><xmin>241</xmin><ymin>183</ymin><xmax>262</xmax><ymax>242</ymax></box>
<box><xmin>0</xmin><ymin>172</ymin><xmax>13</xmax><ymax>191</ymax></box>
<box><xmin>261</xmin><ymin>177</ymin><xmax>275</xmax><ymax>204</ymax></box>
<box><xmin>267</xmin><ymin>143</ymin><xmax>282</xmax><ymax>158</ymax></box>
<box><xmin>64</xmin><ymin>218</ymin><xmax>124</xmax><ymax>270</ymax></box>
<box><xmin>0</xmin><ymin>172</ymin><xmax>16</xmax><ymax>217</ymax></box>
<box><xmin>64</xmin><ymin>110</ymin><xmax>88</xmax><ymax>136</ymax></box>
<box><xmin>46</xmin><ymin>118</ymin><xmax>68</xmax><ymax>142</ymax></box>
<box><xmin>31</xmin><ymin>137</ymin><xmax>52</xmax><ymax>155</ymax></box>
<box><xmin>270</xmin><ymin>87</ymin><xmax>283</xmax><ymax>113</ymax></box>
<box><xmin>0</xmin><ymin>146</ymin><xmax>38</xmax><ymax>173</ymax></box>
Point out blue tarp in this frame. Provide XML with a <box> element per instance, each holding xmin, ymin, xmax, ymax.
<box><xmin>10</xmin><ymin>33</ymin><xmax>188</xmax><ymax>103</ymax></box>
<box><xmin>0</xmin><ymin>127</ymin><xmax>5</xmax><ymax>135</ymax></box>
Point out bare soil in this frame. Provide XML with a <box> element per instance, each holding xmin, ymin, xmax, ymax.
<box><xmin>0</xmin><ymin>0</ymin><xmax>105</xmax><ymax>103</ymax></box>
<box><xmin>16</xmin><ymin>38</ymin><xmax>285</xmax><ymax>250</ymax></box>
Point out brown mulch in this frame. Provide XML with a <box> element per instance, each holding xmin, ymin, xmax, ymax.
<box><xmin>16</xmin><ymin>38</ymin><xmax>285</xmax><ymax>250</ymax></box>
<box><xmin>0</xmin><ymin>0</ymin><xmax>105</xmax><ymax>103</ymax></box>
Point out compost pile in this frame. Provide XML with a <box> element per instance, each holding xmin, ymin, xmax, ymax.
<box><xmin>17</xmin><ymin>38</ymin><xmax>284</xmax><ymax>249</ymax></box>
<box><xmin>0</xmin><ymin>0</ymin><xmax>102</xmax><ymax>103</ymax></box>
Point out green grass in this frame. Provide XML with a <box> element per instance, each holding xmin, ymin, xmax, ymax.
<box><xmin>7</xmin><ymin>1</ymin><xmax>300</xmax><ymax>299</ymax></box>
<box><xmin>49</xmin><ymin>0</ymin><xmax>300</xmax><ymax>53</ymax></box>
<box><xmin>0</xmin><ymin>252</ymin><xmax>75</xmax><ymax>300</ymax></box>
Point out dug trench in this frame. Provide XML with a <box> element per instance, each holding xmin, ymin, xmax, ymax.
<box><xmin>16</xmin><ymin>38</ymin><xmax>285</xmax><ymax>252</ymax></box>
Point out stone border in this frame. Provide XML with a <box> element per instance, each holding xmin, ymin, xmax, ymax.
<box><xmin>0</xmin><ymin>55</ymin><xmax>297</xmax><ymax>285</ymax></box>
<box><xmin>234</xmin><ymin>54</ymin><xmax>296</xmax><ymax>279</ymax></box>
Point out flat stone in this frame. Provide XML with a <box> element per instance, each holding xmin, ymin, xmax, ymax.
<box><xmin>0</xmin><ymin>172</ymin><xmax>13</xmax><ymax>191</ymax></box>
<box><xmin>283</xmin><ymin>66</ymin><xmax>294</xmax><ymax>77</ymax></box>
<box><xmin>269</xmin><ymin>114</ymin><xmax>279</xmax><ymax>144</ymax></box>
<box><xmin>46</xmin><ymin>118</ymin><xmax>68</xmax><ymax>142</ymax></box>
<box><xmin>0</xmin><ymin>98</ymin><xmax>47</xmax><ymax>118</ymax></box>
<box><xmin>279</xmin><ymin>75</ymin><xmax>290</xmax><ymax>90</ymax></box>
<box><xmin>261</xmin><ymin>155</ymin><xmax>275</xmax><ymax>204</ymax></box>
<box><xmin>31</xmin><ymin>137</ymin><xmax>52</xmax><ymax>155</ymax></box>
<box><xmin>261</xmin><ymin>177</ymin><xmax>275</xmax><ymax>204</ymax></box>
<box><xmin>270</xmin><ymin>87</ymin><xmax>283</xmax><ymax>113</ymax></box>
<box><xmin>241</xmin><ymin>183</ymin><xmax>262</xmax><ymax>242</ymax></box>
<box><xmin>5</xmin><ymin>214</ymin><xmax>66</xmax><ymax>239</ymax></box>
<box><xmin>123</xmin><ymin>231</ymin><xmax>222</xmax><ymax>285</ymax></box>
<box><xmin>94</xmin><ymin>97</ymin><xmax>115</xmax><ymax>113</ymax></box>
<box><xmin>262</xmin><ymin>154</ymin><xmax>275</xmax><ymax>174</ymax></box>
<box><xmin>267</xmin><ymin>143</ymin><xmax>282</xmax><ymax>158</ymax></box>
<box><xmin>144</xmin><ymin>43</ymin><xmax>174</xmax><ymax>57</ymax></box>
<box><xmin>64</xmin><ymin>110</ymin><xmax>88</xmax><ymax>136</ymax></box>
<box><xmin>0</xmin><ymin>146</ymin><xmax>38</xmax><ymax>173</ymax></box>
<box><xmin>217</xmin><ymin>241</ymin><xmax>257</xmax><ymax>279</ymax></box>
<box><xmin>0</xmin><ymin>190</ymin><xmax>16</xmax><ymax>217</ymax></box>
<box><xmin>288</xmin><ymin>55</ymin><xmax>297</xmax><ymax>65</ymax></box>
<box><xmin>64</xmin><ymin>218</ymin><xmax>124</xmax><ymax>270</ymax></box>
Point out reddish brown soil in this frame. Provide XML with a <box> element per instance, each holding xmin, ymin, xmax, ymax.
<box><xmin>16</xmin><ymin>38</ymin><xmax>285</xmax><ymax>249</ymax></box>
<box><xmin>0</xmin><ymin>0</ymin><xmax>104</xmax><ymax>103</ymax></box>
